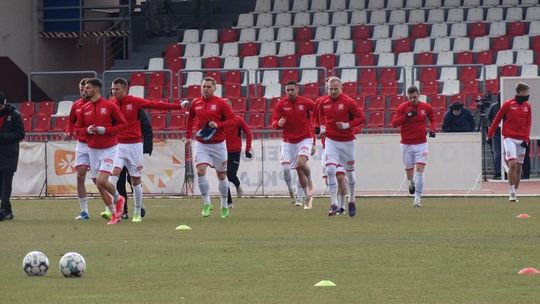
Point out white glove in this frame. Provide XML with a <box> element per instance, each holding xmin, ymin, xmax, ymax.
<box><xmin>96</xmin><ymin>126</ymin><xmax>106</xmax><ymax>135</ymax></box>
<box><xmin>338</xmin><ymin>122</ymin><xmax>350</xmax><ymax>130</ymax></box>
<box><xmin>87</xmin><ymin>125</ymin><xmax>96</xmax><ymax>134</ymax></box>
<box><xmin>181</xmin><ymin>100</ymin><xmax>190</xmax><ymax>109</ymax></box>
<box><xmin>320</xmin><ymin>125</ymin><xmax>326</xmax><ymax>134</ymax></box>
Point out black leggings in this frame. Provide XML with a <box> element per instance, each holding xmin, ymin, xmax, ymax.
<box><xmin>0</xmin><ymin>170</ymin><xmax>15</xmax><ymax>213</ymax></box>
<box><xmin>116</xmin><ymin>166</ymin><xmax>132</xmax><ymax>213</ymax></box>
<box><xmin>227</xmin><ymin>152</ymin><xmax>241</xmax><ymax>205</ymax></box>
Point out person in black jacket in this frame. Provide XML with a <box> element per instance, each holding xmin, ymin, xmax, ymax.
<box><xmin>118</xmin><ymin>109</ymin><xmax>153</xmax><ymax>219</ymax></box>
<box><xmin>0</xmin><ymin>93</ymin><xmax>25</xmax><ymax>221</ymax></box>
<box><xmin>442</xmin><ymin>102</ymin><xmax>475</xmax><ymax>133</ymax></box>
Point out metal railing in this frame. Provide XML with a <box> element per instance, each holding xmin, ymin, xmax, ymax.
<box><xmin>103</xmin><ymin>69</ymin><xmax>174</xmax><ymax>101</ymax></box>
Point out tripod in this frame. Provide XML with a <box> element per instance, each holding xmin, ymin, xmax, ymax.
<box><xmin>475</xmin><ymin>110</ymin><xmax>495</xmax><ymax>182</ymax></box>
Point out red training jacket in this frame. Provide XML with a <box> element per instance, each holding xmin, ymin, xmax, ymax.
<box><xmin>112</xmin><ymin>95</ymin><xmax>182</xmax><ymax>143</ymax></box>
<box><xmin>65</xmin><ymin>98</ymin><xmax>88</xmax><ymax>143</ymax></box>
<box><xmin>75</xmin><ymin>97</ymin><xmax>127</xmax><ymax>149</ymax></box>
<box><xmin>271</xmin><ymin>95</ymin><xmax>315</xmax><ymax>144</ymax></box>
<box><xmin>186</xmin><ymin>95</ymin><xmax>236</xmax><ymax>144</ymax></box>
<box><xmin>224</xmin><ymin>115</ymin><xmax>253</xmax><ymax>153</ymax></box>
<box><xmin>391</xmin><ymin>101</ymin><xmax>435</xmax><ymax>145</ymax></box>
<box><xmin>316</xmin><ymin>93</ymin><xmax>365</xmax><ymax>142</ymax></box>
<box><xmin>488</xmin><ymin>98</ymin><xmax>532</xmax><ymax>143</ymax></box>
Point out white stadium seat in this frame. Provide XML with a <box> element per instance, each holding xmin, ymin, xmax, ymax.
<box><xmin>221</xmin><ymin>43</ymin><xmax>238</xmax><ymax>57</ymax></box>
<box><xmin>515</xmin><ymin>50</ymin><xmax>533</xmax><ymax>65</ymax></box>
<box><xmin>314</xmin><ymin>26</ymin><xmax>332</xmax><ymax>41</ymax></box>
<box><xmin>276</xmin><ymin>27</ymin><xmax>293</xmax><ymax>41</ymax></box>
<box><xmin>148</xmin><ymin>57</ymin><xmax>164</xmax><ymax>70</ymax></box>
<box><xmin>182</xmin><ymin>29</ymin><xmax>199</xmax><ymax>44</ymax></box>
<box><xmin>237</xmin><ymin>14</ymin><xmax>254</xmax><ymax>28</ymax></box>
<box><xmin>273</xmin><ymin>0</ymin><xmax>289</xmax><ymax>12</ymax></box>
<box><xmin>292</xmin><ymin>0</ymin><xmax>309</xmax><ymax>11</ymax></box>
<box><xmin>278</xmin><ymin>41</ymin><xmax>296</xmax><ymax>56</ymax></box>
<box><xmin>275</xmin><ymin>13</ymin><xmax>292</xmax><ymax>27</ymax></box>
<box><xmin>312</xmin><ymin>12</ymin><xmax>330</xmax><ymax>26</ymax></box>
<box><xmin>486</xmin><ymin>7</ymin><xmax>503</xmax><ymax>22</ymax></box>
<box><xmin>202</xmin><ymin>43</ymin><xmax>220</xmax><ymax>58</ymax></box>
<box><xmin>254</xmin><ymin>0</ymin><xmax>271</xmax><ymax>12</ymax></box>
<box><xmin>329</xmin><ymin>0</ymin><xmax>347</xmax><ymax>10</ymax></box>
<box><xmin>256</xmin><ymin>13</ymin><xmax>273</xmax><ymax>27</ymax></box>
<box><xmin>239</xmin><ymin>28</ymin><xmax>256</xmax><ymax>42</ymax></box>
<box><xmin>293</xmin><ymin>12</ymin><xmax>310</xmax><ymax>26</ymax></box>
<box><xmin>201</xmin><ymin>29</ymin><xmax>218</xmax><ymax>43</ymax></box>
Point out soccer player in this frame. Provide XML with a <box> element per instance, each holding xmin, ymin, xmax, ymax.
<box><xmin>487</xmin><ymin>82</ymin><xmax>532</xmax><ymax>202</ymax></box>
<box><xmin>106</xmin><ymin>78</ymin><xmax>183</xmax><ymax>222</ymax></box>
<box><xmin>316</xmin><ymin>77</ymin><xmax>365</xmax><ymax>217</ymax></box>
<box><xmin>391</xmin><ymin>85</ymin><xmax>436</xmax><ymax>208</ymax></box>
<box><xmin>271</xmin><ymin>80</ymin><xmax>316</xmax><ymax>209</ymax></box>
<box><xmin>186</xmin><ymin>77</ymin><xmax>236</xmax><ymax>218</ymax></box>
<box><xmin>75</xmin><ymin>78</ymin><xmax>127</xmax><ymax>224</ymax></box>
<box><xmin>224</xmin><ymin>99</ymin><xmax>253</xmax><ymax>207</ymax></box>
<box><xmin>65</xmin><ymin>78</ymin><xmax>92</xmax><ymax>220</ymax></box>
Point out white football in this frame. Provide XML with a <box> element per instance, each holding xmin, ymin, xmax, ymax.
<box><xmin>22</xmin><ymin>251</ymin><xmax>49</xmax><ymax>276</ymax></box>
<box><xmin>59</xmin><ymin>252</ymin><xmax>86</xmax><ymax>278</ymax></box>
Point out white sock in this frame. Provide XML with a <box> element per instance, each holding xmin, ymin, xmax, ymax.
<box><xmin>107</xmin><ymin>203</ymin><xmax>115</xmax><ymax>213</ymax></box>
<box><xmin>198</xmin><ymin>175</ymin><xmax>211</xmax><ymax>205</ymax></box>
<box><xmin>219</xmin><ymin>178</ymin><xmax>229</xmax><ymax>208</ymax></box>
<box><xmin>326</xmin><ymin>165</ymin><xmax>338</xmax><ymax>205</ymax></box>
<box><xmin>133</xmin><ymin>184</ymin><xmax>143</xmax><ymax>215</ymax></box>
<box><xmin>346</xmin><ymin>170</ymin><xmax>356</xmax><ymax>202</ymax></box>
<box><xmin>282</xmin><ymin>163</ymin><xmax>293</xmax><ymax>193</ymax></box>
<box><xmin>414</xmin><ymin>172</ymin><xmax>424</xmax><ymax>200</ymax></box>
<box><xmin>338</xmin><ymin>195</ymin><xmax>346</xmax><ymax>209</ymax></box>
<box><xmin>78</xmin><ymin>197</ymin><xmax>88</xmax><ymax>213</ymax></box>
<box><xmin>108</xmin><ymin>175</ymin><xmax>119</xmax><ymax>186</ymax></box>
<box><xmin>509</xmin><ymin>185</ymin><xmax>516</xmax><ymax>194</ymax></box>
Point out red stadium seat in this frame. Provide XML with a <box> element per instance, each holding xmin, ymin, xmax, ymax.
<box><xmin>51</xmin><ymin>116</ymin><xmax>68</xmax><ymax>131</ymax></box>
<box><xmin>219</xmin><ymin>28</ymin><xmax>238</xmax><ymax>43</ymax></box>
<box><xmin>507</xmin><ymin>21</ymin><xmax>526</xmax><ymax>37</ymax></box>
<box><xmin>469</xmin><ymin>22</ymin><xmax>487</xmax><ymax>38</ymax></box>
<box><xmin>428</xmin><ymin>95</ymin><xmax>447</xmax><ymax>110</ymax></box>
<box><xmin>33</xmin><ymin>115</ymin><xmax>51</xmax><ymax>132</ymax></box>
<box><xmin>388</xmin><ymin>95</ymin><xmax>406</xmax><ymax>111</ymax></box>
<box><xmin>223</xmin><ymin>70</ymin><xmax>240</xmax><ymax>84</ymax></box>
<box><xmin>280</xmin><ymin>55</ymin><xmax>298</xmax><ymax>67</ymax></box>
<box><xmin>410</xmin><ymin>23</ymin><xmax>428</xmax><ymax>39</ymax></box>
<box><xmin>172</xmin><ymin>85</ymin><xmax>180</xmax><ymax>99</ymax></box>
<box><xmin>319</xmin><ymin>54</ymin><xmax>336</xmax><ymax>76</ymax></box>
<box><xmin>22</xmin><ymin>116</ymin><xmax>32</xmax><ymax>131</ymax></box>
<box><xmin>352</xmin><ymin>25</ymin><xmax>370</xmax><ymax>40</ymax></box>
<box><xmin>354</xmin><ymin>96</ymin><xmax>366</xmax><ymax>110</ymax></box>
<box><xmin>147</xmin><ymin>86</ymin><xmax>164</xmax><ymax>100</ymax></box>
<box><xmin>240</xmin><ymin>42</ymin><xmax>258</xmax><ymax>57</ymax></box>
<box><xmin>130</xmin><ymin>73</ymin><xmax>146</xmax><ymax>86</ymax></box>
<box><xmin>462</xmin><ymin>80</ymin><xmax>479</xmax><ymax>95</ymax></box>
<box><xmin>261</xmin><ymin>55</ymin><xmax>278</xmax><ymax>68</ymax></box>
<box><xmin>186</xmin><ymin>85</ymin><xmax>201</xmax><ymax>99</ymax></box>
<box><xmin>168</xmin><ymin>113</ymin><xmax>186</xmax><ymax>130</ymax></box>
<box><xmin>380</xmin><ymin>81</ymin><xmax>399</xmax><ymax>96</ymax></box>
<box><xmin>224</xmin><ymin>84</ymin><xmax>242</xmax><ymax>99</ymax></box>
<box><xmin>357</xmin><ymin>53</ymin><xmax>375</xmax><ymax>66</ymax></box>
<box><xmin>166</xmin><ymin>57</ymin><xmax>183</xmax><ymax>73</ymax></box>
<box><xmin>367</xmin><ymin>95</ymin><xmax>385</xmax><ymax>111</ymax></box>
<box><xmin>302</xmin><ymin>82</ymin><xmax>320</xmax><ymax>100</ymax></box>
<box><xmin>342</xmin><ymin>82</ymin><xmax>358</xmax><ymax>97</ymax></box>
<box><xmin>295</xmin><ymin>26</ymin><xmax>313</xmax><ymax>41</ymax></box>
<box><xmin>500</xmin><ymin>64</ymin><xmax>518</xmax><ymax>77</ymax></box>
<box><xmin>229</xmin><ymin>98</ymin><xmax>247</xmax><ymax>113</ymax></box>
<box><xmin>149</xmin><ymin>72</ymin><xmax>165</xmax><ymax>86</ymax></box>
<box><xmin>421</xmin><ymin>81</ymin><xmax>439</xmax><ymax>96</ymax></box>
<box><xmin>366</xmin><ymin>111</ymin><xmax>385</xmax><ymax>129</ymax></box>
<box><xmin>269</xmin><ymin>97</ymin><xmax>280</xmax><ymax>110</ymax></box>
<box><xmin>393</xmin><ymin>38</ymin><xmax>411</xmax><ymax>53</ymax></box>
<box><xmin>360</xmin><ymin>82</ymin><xmax>377</xmax><ymax>97</ymax></box>
<box><xmin>531</xmin><ymin>36</ymin><xmax>540</xmax><ymax>51</ymax></box>
<box><xmin>297</xmin><ymin>41</ymin><xmax>315</xmax><ymax>55</ymax></box>
<box><xmin>450</xmin><ymin>93</ymin><xmax>466</xmax><ymax>104</ymax></box>
<box><xmin>248</xmin><ymin>84</ymin><xmax>263</xmax><ymax>97</ymax></box>
<box><xmin>358</xmin><ymin>68</ymin><xmax>375</xmax><ymax>85</ymax></box>
<box><xmin>485</xmin><ymin>79</ymin><xmax>500</xmax><ymax>94</ymax></box>
<box><xmin>456</xmin><ymin>51</ymin><xmax>474</xmax><ymax>65</ymax></box>
<box><xmin>416</xmin><ymin>52</ymin><xmax>435</xmax><ymax>65</ymax></box>
<box><xmin>246</xmin><ymin>112</ymin><xmax>265</xmax><ymax>129</ymax></box>
<box><xmin>205</xmin><ymin>71</ymin><xmax>222</xmax><ymax>84</ymax></box>
<box><xmin>418</xmin><ymin>67</ymin><xmax>437</xmax><ymax>83</ymax></box>
<box><xmin>354</xmin><ymin>40</ymin><xmax>373</xmax><ymax>55</ymax></box>
<box><xmin>38</xmin><ymin>101</ymin><xmax>54</xmax><ymax>116</ymax></box>
<box><xmin>203</xmin><ymin>56</ymin><xmax>221</xmax><ymax>69</ymax></box>
<box><xmin>476</xmin><ymin>50</ymin><xmax>494</xmax><ymax>65</ymax></box>
<box><xmin>19</xmin><ymin>101</ymin><xmax>36</xmax><ymax>117</ymax></box>
<box><xmin>150</xmin><ymin>114</ymin><xmax>166</xmax><ymax>130</ymax></box>
<box><xmin>432</xmin><ymin>110</ymin><xmax>445</xmax><ymax>131</ymax></box>
<box><xmin>491</xmin><ymin>36</ymin><xmax>510</xmax><ymax>52</ymax></box>
<box><xmin>249</xmin><ymin>97</ymin><xmax>267</xmax><ymax>112</ymax></box>
<box><xmin>165</xmin><ymin>43</ymin><xmax>183</xmax><ymax>57</ymax></box>
<box><xmin>459</xmin><ymin>66</ymin><xmax>478</xmax><ymax>82</ymax></box>
<box><xmin>379</xmin><ymin>67</ymin><xmax>398</xmax><ymax>82</ymax></box>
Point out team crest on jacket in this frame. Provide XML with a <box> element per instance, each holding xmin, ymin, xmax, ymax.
<box><xmin>420</xmin><ymin>109</ymin><xmax>426</xmax><ymax>116</ymax></box>
<box><xmin>211</xmin><ymin>104</ymin><xmax>217</xmax><ymax>111</ymax></box>
<box><xmin>338</xmin><ymin>103</ymin><xmax>344</xmax><ymax>110</ymax></box>
<box><xmin>126</xmin><ymin>104</ymin><xmax>133</xmax><ymax>111</ymax></box>
<box><xmin>100</xmin><ymin>108</ymin><xmax>107</xmax><ymax>115</ymax></box>
<box><xmin>298</xmin><ymin>105</ymin><xmax>304</xmax><ymax>111</ymax></box>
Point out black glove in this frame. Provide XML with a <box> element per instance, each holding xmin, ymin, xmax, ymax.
<box><xmin>405</xmin><ymin>110</ymin><xmax>417</xmax><ymax>118</ymax></box>
<box><xmin>314</xmin><ymin>127</ymin><xmax>321</xmax><ymax>135</ymax></box>
<box><xmin>428</xmin><ymin>130</ymin><xmax>436</xmax><ymax>138</ymax></box>
<box><xmin>486</xmin><ymin>138</ymin><xmax>492</xmax><ymax>145</ymax></box>
<box><xmin>245</xmin><ymin>151</ymin><xmax>253</xmax><ymax>159</ymax></box>
<box><xmin>521</xmin><ymin>141</ymin><xmax>528</xmax><ymax>148</ymax></box>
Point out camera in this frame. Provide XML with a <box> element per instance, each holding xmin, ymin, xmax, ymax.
<box><xmin>475</xmin><ymin>93</ymin><xmax>492</xmax><ymax>113</ymax></box>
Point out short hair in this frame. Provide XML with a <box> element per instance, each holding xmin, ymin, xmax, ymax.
<box><xmin>112</xmin><ymin>78</ymin><xmax>129</xmax><ymax>87</ymax></box>
<box><xmin>326</xmin><ymin>76</ymin><xmax>342</xmax><ymax>86</ymax></box>
<box><xmin>285</xmin><ymin>80</ymin><xmax>298</xmax><ymax>87</ymax></box>
<box><xmin>85</xmin><ymin>78</ymin><xmax>103</xmax><ymax>89</ymax></box>
<box><xmin>515</xmin><ymin>82</ymin><xmax>530</xmax><ymax>94</ymax></box>
<box><xmin>202</xmin><ymin>77</ymin><xmax>216</xmax><ymax>87</ymax></box>
<box><xmin>407</xmin><ymin>85</ymin><xmax>420</xmax><ymax>95</ymax></box>
<box><xmin>79</xmin><ymin>78</ymin><xmax>90</xmax><ymax>86</ymax></box>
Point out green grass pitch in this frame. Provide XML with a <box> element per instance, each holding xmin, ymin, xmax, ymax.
<box><xmin>1</xmin><ymin>196</ymin><xmax>540</xmax><ymax>303</ymax></box>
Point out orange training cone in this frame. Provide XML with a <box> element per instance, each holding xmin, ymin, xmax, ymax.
<box><xmin>516</xmin><ymin>214</ymin><xmax>531</xmax><ymax>219</ymax></box>
<box><xmin>518</xmin><ymin>267</ymin><xmax>540</xmax><ymax>275</ymax></box>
